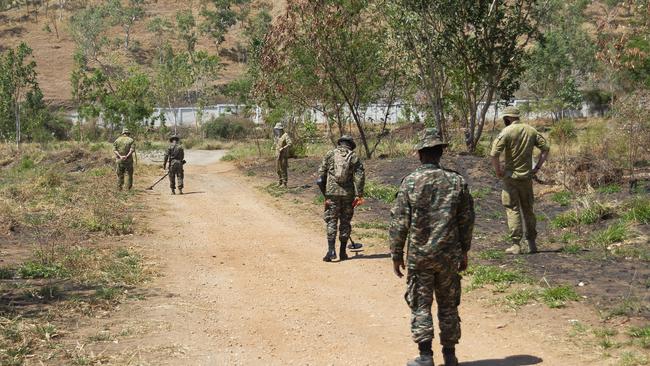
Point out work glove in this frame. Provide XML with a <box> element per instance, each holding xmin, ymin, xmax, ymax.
<box><xmin>352</xmin><ymin>197</ymin><xmax>365</xmax><ymax>208</ymax></box>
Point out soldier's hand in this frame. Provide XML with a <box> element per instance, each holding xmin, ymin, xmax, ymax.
<box><xmin>459</xmin><ymin>253</ymin><xmax>468</xmax><ymax>272</ymax></box>
<box><xmin>393</xmin><ymin>257</ymin><xmax>405</xmax><ymax>278</ymax></box>
<box><xmin>324</xmin><ymin>199</ymin><xmax>333</xmax><ymax>209</ymax></box>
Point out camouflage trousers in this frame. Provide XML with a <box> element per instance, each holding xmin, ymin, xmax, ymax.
<box><xmin>501</xmin><ymin>177</ymin><xmax>536</xmax><ymax>244</ymax></box>
<box><xmin>116</xmin><ymin>160</ymin><xmax>134</xmax><ymax>190</ymax></box>
<box><xmin>276</xmin><ymin>155</ymin><xmax>288</xmax><ymax>185</ymax></box>
<box><xmin>405</xmin><ymin>267</ymin><xmax>462</xmax><ymax>346</ymax></box>
<box><xmin>324</xmin><ymin>196</ymin><xmax>355</xmax><ymax>242</ymax></box>
<box><xmin>168</xmin><ymin>160</ymin><xmax>184</xmax><ymax>190</ymax></box>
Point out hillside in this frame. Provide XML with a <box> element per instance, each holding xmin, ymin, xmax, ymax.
<box><xmin>0</xmin><ymin>0</ymin><xmax>285</xmax><ymax>108</ymax></box>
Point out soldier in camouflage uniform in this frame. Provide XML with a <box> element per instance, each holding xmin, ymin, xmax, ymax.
<box><xmin>113</xmin><ymin>127</ymin><xmax>136</xmax><ymax>191</ymax></box>
<box><xmin>390</xmin><ymin>128</ymin><xmax>475</xmax><ymax>366</ymax></box>
<box><xmin>490</xmin><ymin>106</ymin><xmax>550</xmax><ymax>255</ymax></box>
<box><xmin>317</xmin><ymin>135</ymin><xmax>365</xmax><ymax>262</ymax></box>
<box><xmin>163</xmin><ymin>134</ymin><xmax>185</xmax><ymax>195</ymax></box>
<box><xmin>273</xmin><ymin>123</ymin><xmax>292</xmax><ymax>187</ymax></box>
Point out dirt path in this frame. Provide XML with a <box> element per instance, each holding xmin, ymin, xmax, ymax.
<box><xmin>79</xmin><ymin>151</ymin><xmax>603</xmax><ymax>366</ymax></box>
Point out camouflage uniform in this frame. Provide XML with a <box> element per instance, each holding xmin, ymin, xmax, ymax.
<box><xmin>490</xmin><ymin>107</ymin><xmax>550</xmax><ymax>250</ymax></box>
<box><xmin>273</xmin><ymin>123</ymin><xmax>292</xmax><ymax>187</ymax></box>
<box><xmin>164</xmin><ymin>136</ymin><xmax>185</xmax><ymax>193</ymax></box>
<box><xmin>113</xmin><ymin>130</ymin><xmax>136</xmax><ymax>190</ymax></box>
<box><xmin>389</xmin><ymin>129</ymin><xmax>474</xmax><ymax>359</ymax></box>
<box><xmin>318</xmin><ymin>136</ymin><xmax>365</xmax><ymax>261</ymax></box>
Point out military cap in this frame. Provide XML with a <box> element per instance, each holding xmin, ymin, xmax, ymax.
<box><xmin>501</xmin><ymin>106</ymin><xmax>520</xmax><ymax>118</ymax></box>
<box><xmin>337</xmin><ymin>135</ymin><xmax>356</xmax><ymax>150</ymax></box>
<box><xmin>414</xmin><ymin>128</ymin><xmax>448</xmax><ymax>151</ymax></box>
<box><xmin>273</xmin><ymin>122</ymin><xmax>284</xmax><ymax>130</ymax></box>
<box><xmin>122</xmin><ymin>127</ymin><xmax>130</xmax><ymax>134</ymax></box>
<box><xmin>169</xmin><ymin>134</ymin><xmax>180</xmax><ymax>142</ymax></box>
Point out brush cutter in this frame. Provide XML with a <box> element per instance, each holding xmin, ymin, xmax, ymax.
<box><xmin>146</xmin><ymin>172</ymin><xmax>169</xmax><ymax>190</ymax></box>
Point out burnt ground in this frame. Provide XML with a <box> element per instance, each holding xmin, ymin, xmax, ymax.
<box><xmin>238</xmin><ymin>153</ymin><xmax>650</xmax><ymax>319</ymax></box>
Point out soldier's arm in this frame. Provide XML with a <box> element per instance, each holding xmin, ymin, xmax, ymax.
<box><xmin>388</xmin><ymin>180</ymin><xmax>411</xmax><ymax>260</ymax></box>
<box><xmin>353</xmin><ymin>158</ymin><xmax>365</xmax><ymax>197</ymax></box>
<box><xmin>284</xmin><ymin>134</ymin><xmax>292</xmax><ymax>148</ymax></box>
<box><xmin>533</xmin><ymin>133</ymin><xmax>550</xmax><ymax>174</ymax></box>
<box><xmin>124</xmin><ymin>141</ymin><xmax>135</xmax><ymax>159</ymax></box>
<box><xmin>489</xmin><ymin>133</ymin><xmax>506</xmax><ymax>177</ymax></box>
<box><xmin>457</xmin><ymin>179</ymin><xmax>475</xmax><ymax>253</ymax></box>
<box><xmin>317</xmin><ymin>151</ymin><xmax>330</xmax><ymax>180</ymax></box>
<box><xmin>113</xmin><ymin>140</ymin><xmax>122</xmax><ymax>159</ymax></box>
<box><xmin>178</xmin><ymin>146</ymin><xmax>185</xmax><ymax>161</ymax></box>
<box><xmin>163</xmin><ymin>147</ymin><xmax>170</xmax><ymax>168</ymax></box>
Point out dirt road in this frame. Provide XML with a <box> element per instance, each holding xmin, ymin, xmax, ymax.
<box><xmin>82</xmin><ymin>151</ymin><xmax>600</xmax><ymax>365</ymax></box>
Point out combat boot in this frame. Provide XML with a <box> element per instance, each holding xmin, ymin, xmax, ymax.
<box><xmin>171</xmin><ymin>189</ymin><xmax>176</xmax><ymax>195</ymax></box>
<box><xmin>322</xmin><ymin>239</ymin><xmax>336</xmax><ymax>262</ymax></box>
<box><xmin>442</xmin><ymin>347</ymin><xmax>458</xmax><ymax>366</ymax></box>
<box><xmin>505</xmin><ymin>243</ymin><xmax>521</xmax><ymax>255</ymax></box>
<box><xmin>406</xmin><ymin>355</ymin><xmax>433</xmax><ymax>366</ymax></box>
<box><xmin>339</xmin><ymin>239</ymin><xmax>349</xmax><ymax>261</ymax></box>
<box><xmin>526</xmin><ymin>239</ymin><xmax>538</xmax><ymax>254</ymax></box>
<box><xmin>178</xmin><ymin>188</ymin><xmax>183</xmax><ymax>195</ymax></box>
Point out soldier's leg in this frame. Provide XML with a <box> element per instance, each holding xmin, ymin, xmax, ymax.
<box><xmin>168</xmin><ymin>166</ymin><xmax>176</xmax><ymax>190</ymax></box>
<box><xmin>433</xmin><ymin>268</ymin><xmax>462</xmax><ymax>348</ymax></box>
<box><xmin>502</xmin><ymin>178</ymin><xmax>523</xmax><ymax>251</ymax></box>
<box><xmin>125</xmin><ymin>162</ymin><xmax>134</xmax><ymax>190</ymax></box>
<box><xmin>406</xmin><ymin>271</ymin><xmax>436</xmax><ymax>345</ymax></box>
<box><xmin>276</xmin><ymin>157</ymin><xmax>283</xmax><ymax>185</ymax></box>
<box><xmin>281</xmin><ymin>156</ymin><xmax>288</xmax><ymax>186</ymax></box>
<box><xmin>518</xmin><ymin>179</ymin><xmax>537</xmax><ymax>252</ymax></box>
<box><xmin>177</xmin><ymin>165</ymin><xmax>184</xmax><ymax>190</ymax></box>
<box><xmin>116</xmin><ymin>162</ymin><xmax>125</xmax><ymax>190</ymax></box>
<box><xmin>338</xmin><ymin>197</ymin><xmax>354</xmax><ymax>260</ymax></box>
<box><xmin>323</xmin><ymin>198</ymin><xmax>339</xmax><ymax>261</ymax></box>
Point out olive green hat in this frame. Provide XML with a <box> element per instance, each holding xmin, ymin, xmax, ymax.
<box><xmin>501</xmin><ymin>106</ymin><xmax>520</xmax><ymax>118</ymax></box>
<box><xmin>122</xmin><ymin>127</ymin><xmax>130</xmax><ymax>134</ymax></box>
<box><xmin>273</xmin><ymin>123</ymin><xmax>284</xmax><ymax>130</ymax></box>
<box><xmin>414</xmin><ymin>128</ymin><xmax>448</xmax><ymax>151</ymax></box>
<box><xmin>337</xmin><ymin>135</ymin><xmax>356</xmax><ymax>150</ymax></box>
<box><xmin>169</xmin><ymin>134</ymin><xmax>180</xmax><ymax>142</ymax></box>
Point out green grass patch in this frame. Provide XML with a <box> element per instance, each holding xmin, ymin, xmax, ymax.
<box><xmin>619</xmin><ymin>352</ymin><xmax>649</xmax><ymax>366</ymax></box>
<box><xmin>629</xmin><ymin>326</ymin><xmax>650</xmax><ymax>349</ymax></box>
<box><xmin>471</xmin><ymin>187</ymin><xmax>492</xmax><ymax>200</ymax></box>
<box><xmin>590</xmin><ymin>221</ymin><xmax>629</xmax><ymax>248</ymax></box>
<box><xmin>313</xmin><ymin>193</ymin><xmax>325</xmax><ymax>205</ymax></box>
<box><xmin>464</xmin><ymin>264</ymin><xmax>530</xmax><ymax>289</ymax></box>
<box><xmin>477</xmin><ymin>249</ymin><xmax>506</xmax><ymax>260</ymax></box>
<box><xmin>622</xmin><ymin>197</ymin><xmax>650</xmax><ymax>224</ymax></box>
<box><xmin>94</xmin><ymin>286</ymin><xmax>121</xmax><ymax>301</ymax></box>
<box><xmin>505</xmin><ymin>288</ymin><xmax>539</xmax><ymax>307</ymax></box>
<box><xmin>365</xmin><ymin>181</ymin><xmax>399</xmax><ymax>204</ymax></box>
<box><xmin>561</xmin><ymin>244</ymin><xmax>583</xmax><ymax>255</ymax></box>
<box><xmin>551</xmin><ymin>191</ymin><xmax>573</xmax><ymax>206</ymax></box>
<box><xmin>0</xmin><ymin>267</ymin><xmax>14</xmax><ymax>279</ymax></box>
<box><xmin>597</xmin><ymin>184</ymin><xmax>622</xmax><ymax>194</ymax></box>
<box><xmin>263</xmin><ymin>183</ymin><xmax>288</xmax><ymax>197</ymax></box>
<box><xmin>551</xmin><ymin>203</ymin><xmax>610</xmax><ymax>228</ymax></box>
<box><xmin>606</xmin><ymin>298</ymin><xmax>647</xmax><ymax>319</ymax></box>
<box><xmin>18</xmin><ymin>261</ymin><xmax>67</xmax><ymax>279</ymax></box>
<box><xmin>541</xmin><ymin>285</ymin><xmax>580</xmax><ymax>308</ymax></box>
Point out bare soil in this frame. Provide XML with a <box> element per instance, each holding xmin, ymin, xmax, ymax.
<box><xmin>54</xmin><ymin>150</ymin><xmax>630</xmax><ymax>365</ymax></box>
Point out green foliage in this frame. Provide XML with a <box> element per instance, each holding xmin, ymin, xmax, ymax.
<box><xmin>365</xmin><ymin>181</ymin><xmax>399</xmax><ymax>204</ymax></box>
<box><xmin>94</xmin><ymin>286</ymin><xmax>121</xmax><ymax>301</ymax></box>
<box><xmin>622</xmin><ymin>197</ymin><xmax>650</xmax><ymax>224</ymax></box>
<box><xmin>541</xmin><ymin>285</ymin><xmax>580</xmax><ymax>308</ymax></box>
<box><xmin>18</xmin><ymin>261</ymin><xmax>67</xmax><ymax>279</ymax></box>
<box><xmin>0</xmin><ymin>267</ymin><xmax>14</xmax><ymax>279</ymax></box>
<box><xmin>551</xmin><ymin>203</ymin><xmax>610</xmax><ymax>228</ymax></box>
<box><xmin>597</xmin><ymin>184</ymin><xmax>622</xmax><ymax>194</ymax></box>
<box><xmin>471</xmin><ymin>187</ymin><xmax>492</xmax><ymax>200</ymax></box>
<box><xmin>203</xmin><ymin>116</ymin><xmax>253</xmax><ymax>140</ymax></box>
<box><xmin>356</xmin><ymin>221</ymin><xmax>390</xmax><ymax>230</ymax></box>
<box><xmin>551</xmin><ymin>191</ymin><xmax>573</xmax><ymax>206</ymax></box>
<box><xmin>464</xmin><ymin>265</ymin><xmax>530</xmax><ymax>289</ymax></box>
<box><xmin>505</xmin><ymin>288</ymin><xmax>539</xmax><ymax>307</ymax></box>
<box><xmin>477</xmin><ymin>249</ymin><xmax>506</xmax><ymax>260</ymax></box>
<box><xmin>590</xmin><ymin>221</ymin><xmax>628</xmax><ymax>247</ymax></box>
<box><xmin>629</xmin><ymin>326</ymin><xmax>650</xmax><ymax>349</ymax></box>
<box><xmin>562</xmin><ymin>244</ymin><xmax>583</xmax><ymax>255</ymax></box>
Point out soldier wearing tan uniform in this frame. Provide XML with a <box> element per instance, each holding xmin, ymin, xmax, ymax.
<box><xmin>273</xmin><ymin>123</ymin><xmax>292</xmax><ymax>187</ymax></box>
<box><xmin>490</xmin><ymin>106</ymin><xmax>550</xmax><ymax>254</ymax></box>
<box><xmin>113</xmin><ymin>127</ymin><xmax>136</xmax><ymax>191</ymax></box>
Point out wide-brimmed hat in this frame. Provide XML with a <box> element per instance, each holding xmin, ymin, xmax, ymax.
<box><xmin>122</xmin><ymin>127</ymin><xmax>130</xmax><ymax>134</ymax></box>
<box><xmin>337</xmin><ymin>135</ymin><xmax>356</xmax><ymax>150</ymax></box>
<box><xmin>273</xmin><ymin>123</ymin><xmax>284</xmax><ymax>130</ymax></box>
<box><xmin>414</xmin><ymin>128</ymin><xmax>448</xmax><ymax>151</ymax></box>
<box><xmin>169</xmin><ymin>134</ymin><xmax>180</xmax><ymax>142</ymax></box>
<box><xmin>501</xmin><ymin>106</ymin><xmax>520</xmax><ymax>118</ymax></box>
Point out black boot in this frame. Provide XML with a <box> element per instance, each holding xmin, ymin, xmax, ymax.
<box><xmin>339</xmin><ymin>239</ymin><xmax>349</xmax><ymax>261</ymax></box>
<box><xmin>171</xmin><ymin>189</ymin><xmax>176</xmax><ymax>195</ymax></box>
<box><xmin>407</xmin><ymin>341</ymin><xmax>434</xmax><ymax>366</ymax></box>
<box><xmin>322</xmin><ymin>239</ymin><xmax>336</xmax><ymax>262</ymax></box>
<box><xmin>179</xmin><ymin>188</ymin><xmax>183</xmax><ymax>195</ymax></box>
<box><xmin>442</xmin><ymin>347</ymin><xmax>458</xmax><ymax>366</ymax></box>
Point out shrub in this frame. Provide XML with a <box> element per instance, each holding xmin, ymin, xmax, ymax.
<box><xmin>203</xmin><ymin>116</ymin><xmax>253</xmax><ymax>140</ymax></box>
<box><xmin>551</xmin><ymin>191</ymin><xmax>573</xmax><ymax>206</ymax></box>
<box><xmin>623</xmin><ymin>197</ymin><xmax>650</xmax><ymax>224</ymax></box>
<box><xmin>590</xmin><ymin>221</ymin><xmax>628</xmax><ymax>247</ymax></box>
<box><xmin>541</xmin><ymin>285</ymin><xmax>580</xmax><ymax>308</ymax></box>
<box><xmin>365</xmin><ymin>181</ymin><xmax>399</xmax><ymax>204</ymax></box>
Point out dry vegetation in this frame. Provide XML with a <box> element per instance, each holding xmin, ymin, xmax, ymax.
<box><xmin>0</xmin><ymin>143</ymin><xmax>155</xmax><ymax>365</ymax></box>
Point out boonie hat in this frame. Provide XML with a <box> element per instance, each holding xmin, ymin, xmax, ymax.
<box><xmin>274</xmin><ymin>123</ymin><xmax>284</xmax><ymax>130</ymax></box>
<box><xmin>414</xmin><ymin>128</ymin><xmax>448</xmax><ymax>151</ymax></box>
<box><xmin>501</xmin><ymin>106</ymin><xmax>520</xmax><ymax>118</ymax></box>
<box><xmin>337</xmin><ymin>135</ymin><xmax>356</xmax><ymax>150</ymax></box>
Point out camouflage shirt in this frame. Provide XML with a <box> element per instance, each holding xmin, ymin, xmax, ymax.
<box><xmin>490</xmin><ymin>121</ymin><xmax>550</xmax><ymax>180</ymax></box>
<box><xmin>164</xmin><ymin>143</ymin><xmax>184</xmax><ymax>165</ymax></box>
<box><xmin>113</xmin><ymin>136</ymin><xmax>135</xmax><ymax>162</ymax></box>
<box><xmin>274</xmin><ymin>132</ymin><xmax>292</xmax><ymax>158</ymax></box>
<box><xmin>317</xmin><ymin>146</ymin><xmax>365</xmax><ymax>198</ymax></box>
<box><xmin>389</xmin><ymin>163</ymin><xmax>475</xmax><ymax>270</ymax></box>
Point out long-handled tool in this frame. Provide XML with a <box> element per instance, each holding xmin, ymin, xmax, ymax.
<box><xmin>348</xmin><ymin>235</ymin><xmax>363</xmax><ymax>250</ymax></box>
<box><xmin>146</xmin><ymin>172</ymin><xmax>169</xmax><ymax>190</ymax></box>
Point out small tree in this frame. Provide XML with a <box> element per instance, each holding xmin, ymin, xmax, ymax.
<box><xmin>106</xmin><ymin>0</ymin><xmax>146</xmax><ymax>51</ymax></box>
<box><xmin>0</xmin><ymin>42</ymin><xmax>39</xmax><ymax>146</ymax></box>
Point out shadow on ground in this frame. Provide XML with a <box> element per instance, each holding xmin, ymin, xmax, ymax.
<box><xmin>462</xmin><ymin>355</ymin><xmax>543</xmax><ymax>366</ymax></box>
